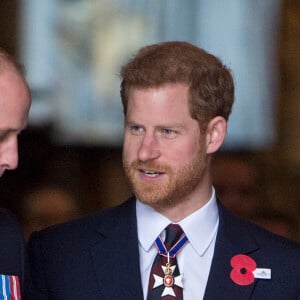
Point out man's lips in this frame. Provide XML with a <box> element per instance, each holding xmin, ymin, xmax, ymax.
<box><xmin>138</xmin><ymin>168</ymin><xmax>165</xmax><ymax>178</ymax></box>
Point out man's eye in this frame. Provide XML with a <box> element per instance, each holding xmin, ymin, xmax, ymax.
<box><xmin>162</xmin><ymin>128</ymin><xmax>177</xmax><ymax>138</ymax></box>
<box><xmin>130</xmin><ymin>126</ymin><xmax>144</xmax><ymax>135</ymax></box>
<box><xmin>164</xmin><ymin>129</ymin><xmax>174</xmax><ymax>134</ymax></box>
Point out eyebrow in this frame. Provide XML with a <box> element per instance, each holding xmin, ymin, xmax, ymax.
<box><xmin>125</xmin><ymin>120</ymin><xmax>186</xmax><ymax>131</ymax></box>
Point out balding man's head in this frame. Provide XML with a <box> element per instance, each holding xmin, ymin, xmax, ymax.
<box><xmin>0</xmin><ymin>48</ymin><xmax>31</xmax><ymax>177</ymax></box>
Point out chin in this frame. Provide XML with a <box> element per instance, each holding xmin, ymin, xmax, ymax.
<box><xmin>135</xmin><ymin>189</ymin><xmax>180</xmax><ymax>208</ymax></box>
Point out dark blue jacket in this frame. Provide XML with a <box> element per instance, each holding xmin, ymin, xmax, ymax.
<box><xmin>27</xmin><ymin>197</ymin><xmax>300</xmax><ymax>299</ymax></box>
<box><xmin>0</xmin><ymin>209</ymin><xmax>28</xmax><ymax>298</ymax></box>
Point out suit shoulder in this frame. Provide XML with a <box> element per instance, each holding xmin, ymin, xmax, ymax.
<box><xmin>218</xmin><ymin>203</ymin><xmax>300</xmax><ymax>256</ymax></box>
<box><xmin>28</xmin><ymin>197</ymin><xmax>136</xmax><ymax>251</ymax></box>
<box><xmin>245</xmin><ymin>217</ymin><xmax>300</xmax><ymax>252</ymax></box>
<box><xmin>36</xmin><ymin>198</ymin><xmax>131</xmax><ymax>234</ymax></box>
<box><xmin>0</xmin><ymin>208</ymin><xmax>19</xmax><ymax>224</ymax></box>
<box><xmin>0</xmin><ymin>208</ymin><xmax>23</xmax><ymax>236</ymax></box>
<box><xmin>0</xmin><ymin>209</ymin><xmax>26</xmax><ymax>274</ymax></box>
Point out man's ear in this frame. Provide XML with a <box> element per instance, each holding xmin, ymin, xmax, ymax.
<box><xmin>206</xmin><ymin>116</ymin><xmax>227</xmax><ymax>154</ymax></box>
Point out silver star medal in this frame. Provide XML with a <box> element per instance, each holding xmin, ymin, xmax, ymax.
<box><xmin>153</xmin><ymin>261</ymin><xmax>184</xmax><ymax>297</ymax></box>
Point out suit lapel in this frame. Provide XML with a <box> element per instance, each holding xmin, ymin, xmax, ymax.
<box><xmin>204</xmin><ymin>203</ymin><xmax>259</xmax><ymax>300</ymax></box>
<box><xmin>90</xmin><ymin>197</ymin><xmax>144</xmax><ymax>299</ymax></box>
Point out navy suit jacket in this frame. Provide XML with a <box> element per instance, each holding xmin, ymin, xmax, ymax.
<box><xmin>0</xmin><ymin>209</ymin><xmax>28</xmax><ymax>297</ymax></box>
<box><xmin>27</xmin><ymin>197</ymin><xmax>300</xmax><ymax>299</ymax></box>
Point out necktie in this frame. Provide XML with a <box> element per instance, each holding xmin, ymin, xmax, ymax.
<box><xmin>147</xmin><ymin>224</ymin><xmax>188</xmax><ymax>299</ymax></box>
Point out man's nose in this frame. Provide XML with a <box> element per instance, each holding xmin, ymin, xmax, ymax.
<box><xmin>137</xmin><ymin>134</ymin><xmax>160</xmax><ymax>162</ymax></box>
<box><xmin>0</xmin><ymin>138</ymin><xmax>19</xmax><ymax>171</ymax></box>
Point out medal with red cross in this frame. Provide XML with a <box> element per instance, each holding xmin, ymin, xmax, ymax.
<box><xmin>153</xmin><ymin>257</ymin><xmax>184</xmax><ymax>297</ymax></box>
<box><xmin>149</xmin><ymin>226</ymin><xmax>188</xmax><ymax>299</ymax></box>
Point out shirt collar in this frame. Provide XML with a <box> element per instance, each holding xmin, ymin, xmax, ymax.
<box><xmin>136</xmin><ymin>199</ymin><xmax>171</xmax><ymax>252</ymax></box>
<box><xmin>136</xmin><ymin>187</ymin><xmax>219</xmax><ymax>256</ymax></box>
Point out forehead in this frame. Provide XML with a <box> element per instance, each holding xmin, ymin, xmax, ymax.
<box><xmin>127</xmin><ymin>83</ymin><xmax>190</xmax><ymax>115</ymax></box>
<box><xmin>125</xmin><ymin>84</ymin><xmax>200</xmax><ymax>132</ymax></box>
<box><xmin>0</xmin><ymin>69</ymin><xmax>31</xmax><ymax>131</ymax></box>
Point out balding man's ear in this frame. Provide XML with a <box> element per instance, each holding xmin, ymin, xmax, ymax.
<box><xmin>205</xmin><ymin>116</ymin><xmax>227</xmax><ymax>154</ymax></box>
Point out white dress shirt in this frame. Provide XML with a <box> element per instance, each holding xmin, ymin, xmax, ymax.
<box><xmin>137</xmin><ymin>187</ymin><xmax>219</xmax><ymax>300</ymax></box>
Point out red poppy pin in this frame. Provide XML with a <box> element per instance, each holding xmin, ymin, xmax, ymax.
<box><xmin>230</xmin><ymin>254</ymin><xmax>271</xmax><ymax>286</ymax></box>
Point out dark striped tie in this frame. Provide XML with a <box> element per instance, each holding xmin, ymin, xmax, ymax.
<box><xmin>147</xmin><ymin>224</ymin><xmax>184</xmax><ymax>299</ymax></box>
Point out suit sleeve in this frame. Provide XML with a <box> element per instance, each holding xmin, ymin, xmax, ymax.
<box><xmin>26</xmin><ymin>231</ymin><xmax>48</xmax><ymax>300</ymax></box>
<box><xmin>0</xmin><ymin>209</ymin><xmax>30</xmax><ymax>298</ymax></box>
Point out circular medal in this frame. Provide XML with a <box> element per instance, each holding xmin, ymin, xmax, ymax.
<box><xmin>164</xmin><ymin>274</ymin><xmax>174</xmax><ymax>287</ymax></box>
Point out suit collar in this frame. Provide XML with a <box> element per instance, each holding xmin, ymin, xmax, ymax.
<box><xmin>204</xmin><ymin>202</ymin><xmax>259</xmax><ymax>300</ymax></box>
<box><xmin>91</xmin><ymin>197</ymin><xmax>144</xmax><ymax>299</ymax></box>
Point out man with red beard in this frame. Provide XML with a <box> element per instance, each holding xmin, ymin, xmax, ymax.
<box><xmin>27</xmin><ymin>42</ymin><xmax>299</xmax><ymax>300</ymax></box>
<box><xmin>0</xmin><ymin>48</ymin><xmax>31</xmax><ymax>298</ymax></box>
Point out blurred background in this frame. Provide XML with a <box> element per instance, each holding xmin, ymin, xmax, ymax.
<box><xmin>0</xmin><ymin>0</ymin><xmax>299</xmax><ymax>242</ymax></box>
